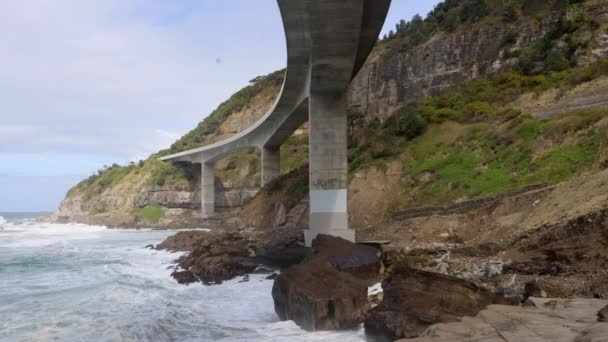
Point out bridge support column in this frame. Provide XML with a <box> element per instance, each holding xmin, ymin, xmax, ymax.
<box><xmin>305</xmin><ymin>91</ymin><xmax>355</xmax><ymax>247</ymax></box>
<box><xmin>261</xmin><ymin>146</ymin><xmax>281</xmax><ymax>186</ymax></box>
<box><xmin>201</xmin><ymin>161</ymin><xmax>215</xmax><ymax>218</ymax></box>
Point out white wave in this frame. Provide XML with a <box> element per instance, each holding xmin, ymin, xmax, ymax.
<box><xmin>0</xmin><ymin>222</ymin><xmax>366</xmax><ymax>341</ymax></box>
<box><xmin>0</xmin><ymin>216</ymin><xmax>6</xmax><ymax>225</ymax></box>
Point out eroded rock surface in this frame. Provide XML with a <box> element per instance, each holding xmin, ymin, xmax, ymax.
<box><xmin>271</xmin><ymin>235</ymin><xmax>382</xmax><ymax>331</ymax></box>
<box><xmin>364</xmin><ymin>266</ymin><xmax>507</xmax><ymax>341</ymax></box>
<box><xmin>599</xmin><ymin>305</ymin><xmax>608</xmax><ymax>323</ymax></box>
<box><xmin>272</xmin><ymin>258</ymin><xmax>369</xmax><ymax>331</ymax></box>
<box><xmin>405</xmin><ymin>298</ymin><xmax>608</xmax><ymax>342</ymax></box>
<box><xmin>157</xmin><ymin>231</ymin><xmax>257</xmax><ymax>285</ymax></box>
<box><xmin>311</xmin><ymin>234</ymin><xmax>381</xmax><ymax>284</ymax></box>
<box><xmin>157</xmin><ymin>230</ymin><xmax>307</xmax><ymax>285</ymax></box>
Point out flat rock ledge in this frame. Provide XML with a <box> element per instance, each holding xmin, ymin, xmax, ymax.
<box><xmin>364</xmin><ymin>265</ymin><xmax>508</xmax><ymax>341</ymax></box>
<box><xmin>272</xmin><ymin>235</ymin><xmax>382</xmax><ymax>331</ymax></box>
<box><xmin>405</xmin><ymin>297</ymin><xmax>608</xmax><ymax>342</ymax></box>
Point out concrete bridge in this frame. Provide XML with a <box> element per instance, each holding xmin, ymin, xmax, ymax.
<box><xmin>161</xmin><ymin>0</ymin><xmax>391</xmax><ymax>246</ymax></box>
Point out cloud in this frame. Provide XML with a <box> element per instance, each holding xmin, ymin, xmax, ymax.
<box><xmin>0</xmin><ymin>0</ymin><xmax>285</xmax><ymax>162</ymax></box>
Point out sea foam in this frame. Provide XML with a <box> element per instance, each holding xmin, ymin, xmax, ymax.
<box><xmin>0</xmin><ymin>222</ymin><xmax>365</xmax><ymax>342</ymax></box>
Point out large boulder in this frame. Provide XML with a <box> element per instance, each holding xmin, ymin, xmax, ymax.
<box><xmin>271</xmin><ymin>234</ymin><xmax>381</xmax><ymax>331</ymax></box>
<box><xmin>312</xmin><ymin>234</ymin><xmax>382</xmax><ymax>284</ymax></box>
<box><xmin>365</xmin><ymin>266</ymin><xmax>507</xmax><ymax>341</ymax></box>
<box><xmin>272</xmin><ymin>258</ymin><xmax>369</xmax><ymax>331</ymax></box>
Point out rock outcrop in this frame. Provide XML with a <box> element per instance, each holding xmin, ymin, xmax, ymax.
<box><xmin>599</xmin><ymin>305</ymin><xmax>608</xmax><ymax>322</ymax></box>
<box><xmin>348</xmin><ymin>2</ymin><xmax>608</xmax><ymax>120</ymax></box>
<box><xmin>157</xmin><ymin>230</ymin><xmax>308</xmax><ymax>285</ymax></box>
<box><xmin>311</xmin><ymin>234</ymin><xmax>381</xmax><ymax>285</ymax></box>
<box><xmin>272</xmin><ymin>258</ymin><xmax>369</xmax><ymax>331</ymax></box>
<box><xmin>405</xmin><ymin>297</ymin><xmax>608</xmax><ymax>342</ymax></box>
<box><xmin>271</xmin><ymin>235</ymin><xmax>382</xmax><ymax>331</ymax></box>
<box><xmin>364</xmin><ymin>266</ymin><xmax>507</xmax><ymax>341</ymax></box>
<box><xmin>157</xmin><ymin>231</ymin><xmax>258</xmax><ymax>285</ymax></box>
<box><xmin>134</xmin><ymin>181</ymin><xmax>260</xmax><ymax>210</ymax></box>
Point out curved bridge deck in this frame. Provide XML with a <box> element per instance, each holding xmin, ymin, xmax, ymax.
<box><xmin>161</xmin><ymin>0</ymin><xmax>391</xmax><ymax>246</ymax></box>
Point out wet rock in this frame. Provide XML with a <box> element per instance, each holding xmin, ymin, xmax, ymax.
<box><xmin>254</xmin><ymin>242</ymin><xmax>308</xmax><ymax>268</ymax></box>
<box><xmin>266</xmin><ymin>273</ymin><xmax>279</xmax><ymax>280</ymax></box>
<box><xmin>158</xmin><ymin>231</ymin><xmax>258</xmax><ymax>285</ymax></box>
<box><xmin>156</xmin><ymin>230</ymin><xmax>214</xmax><ymax>252</ymax></box>
<box><xmin>178</xmin><ymin>250</ymin><xmax>258</xmax><ymax>285</ymax></box>
<box><xmin>312</xmin><ymin>235</ymin><xmax>381</xmax><ymax>284</ymax></box>
<box><xmin>272</xmin><ymin>258</ymin><xmax>369</xmax><ymax>331</ymax></box>
<box><xmin>251</xmin><ymin>266</ymin><xmax>275</xmax><ymax>274</ymax></box>
<box><xmin>364</xmin><ymin>266</ymin><xmax>507</xmax><ymax>341</ymax></box>
<box><xmin>270</xmin><ymin>235</ymin><xmax>381</xmax><ymax>331</ymax></box>
<box><xmin>145</xmin><ymin>244</ymin><xmax>155</xmax><ymax>249</ymax></box>
<box><xmin>171</xmin><ymin>270</ymin><xmax>198</xmax><ymax>284</ymax></box>
<box><xmin>599</xmin><ymin>305</ymin><xmax>608</xmax><ymax>322</ymax></box>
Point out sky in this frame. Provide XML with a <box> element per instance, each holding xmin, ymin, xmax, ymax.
<box><xmin>0</xmin><ymin>0</ymin><xmax>441</xmax><ymax>212</ymax></box>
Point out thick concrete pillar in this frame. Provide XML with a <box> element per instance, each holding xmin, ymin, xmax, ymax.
<box><xmin>261</xmin><ymin>146</ymin><xmax>281</xmax><ymax>186</ymax></box>
<box><xmin>201</xmin><ymin>161</ymin><xmax>215</xmax><ymax>218</ymax></box>
<box><xmin>304</xmin><ymin>90</ymin><xmax>355</xmax><ymax>246</ymax></box>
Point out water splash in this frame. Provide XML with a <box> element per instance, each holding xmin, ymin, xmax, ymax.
<box><xmin>0</xmin><ymin>223</ymin><xmax>365</xmax><ymax>342</ymax></box>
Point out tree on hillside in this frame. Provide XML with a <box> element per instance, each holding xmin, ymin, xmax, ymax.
<box><xmin>460</xmin><ymin>0</ymin><xmax>489</xmax><ymax>23</ymax></box>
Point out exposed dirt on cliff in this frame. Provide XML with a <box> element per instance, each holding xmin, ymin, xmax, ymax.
<box><xmin>378</xmin><ymin>168</ymin><xmax>608</xmax><ymax>298</ymax></box>
<box><xmin>349</xmin><ymin>160</ymin><xmax>405</xmax><ymax>231</ymax></box>
<box><xmin>512</xmin><ymin>77</ymin><xmax>608</xmax><ymax>119</ymax></box>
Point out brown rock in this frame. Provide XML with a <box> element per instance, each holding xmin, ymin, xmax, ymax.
<box><xmin>158</xmin><ymin>230</ymin><xmax>259</xmax><ymax>285</ymax></box>
<box><xmin>272</xmin><ymin>258</ymin><xmax>369</xmax><ymax>331</ymax></box>
<box><xmin>599</xmin><ymin>305</ymin><xmax>608</xmax><ymax>322</ymax></box>
<box><xmin>171</xmin><ymin>270</ymin><xmax>198</xmax><ymax>284</ymax></box>
<box><xmin>272</xmin><ymin>202</ymin><xmax>288</xmax><ymax>228</ymax></box>
<box><xmin>312</xmin><ymin>234</ymin><xmax>381</xmax><ymax>284</ymax></box>
<box><xmin>406</xmin><ymin>298</ymin><xmax>608</xmax><ymax>342</ymax></box>
<box><xmin>156</xmin><ymin>230</ymin><xmax>215</xmax><ymax>252</ymax></box>
<box><xmin>364</xmin><ymin>266</ymin><xmax>507</xmax><ymax>340</ymax></box>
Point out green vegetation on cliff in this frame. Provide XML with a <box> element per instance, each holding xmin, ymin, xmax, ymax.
<box><xmin>163</xmin><ymin>70</ymin><xmax>284</xmax><ymax>155</ymax></box>
<box><xmin>381</xmin><ymin>0</ymin><xmax>596</xmax><ymax>72</ymax></box>
<box><xmin>134</xmin><ymin>205</ymin><xmax>165</xmax><ymax>222</ymax></box>
<box><xmin>347</xmin><ymin>58</ymin><xmax>608</xmax><ymax>207</ymax></box>
<box><xmin>65</xmin><ymin>70</ymin><xmax>285</xmax><ymax>207</ymax></box>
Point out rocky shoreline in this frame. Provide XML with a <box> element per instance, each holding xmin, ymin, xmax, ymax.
<box><xmin>151</xmin><ymin>225</ymin><xmax>608</xmax><ymax>341</ymax></box>
<box><xmin>54</xmin><ymin>169</ymin><xmax>608</xmax><ymax>340</ymax></box>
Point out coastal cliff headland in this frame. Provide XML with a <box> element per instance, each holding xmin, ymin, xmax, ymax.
<box><xmin>53</xmin><ymin>0</ymin><xmax>608</xmax><ymax>339</ymax></box>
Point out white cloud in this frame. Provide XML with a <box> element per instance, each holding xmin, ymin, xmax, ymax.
<box><xmin>0</xmin><ymin>0</ymin><xmax>285</xmax><ymax>162</ymax></box>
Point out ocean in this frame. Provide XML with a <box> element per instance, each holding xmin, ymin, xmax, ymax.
<box><xmin>0</xmin><ymin>216</ymin><xmax>366</xmax><ymax>341</ymax></box>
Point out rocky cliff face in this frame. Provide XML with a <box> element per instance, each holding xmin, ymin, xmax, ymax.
<box><xmin>348</xmin><ymin>2</ymin><xmax>608</xmax><ymax>121</ymax></box>
<box><xmin>133</xmin><ymin>181</ymin><xmax>260</xmax><ymax>209</ymax></box>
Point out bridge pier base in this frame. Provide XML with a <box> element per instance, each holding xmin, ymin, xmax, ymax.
<box><xmin>305</xmin><ymin>90</ymin><xmax>355</xmax><ymax>247</ymax></box>
<box><xmin>201</xmin><ymin>161</ymin><xmax>215</xmax><ymax>218</ymax></box>
<box><xmin>261</xmin><ymin>146</ymin><xmax>281</xmax><ymax>186</ymax></box>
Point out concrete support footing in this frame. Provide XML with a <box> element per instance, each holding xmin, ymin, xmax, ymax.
<box><xmin>261</xmin><ymin>146</ymin><xmax>281</xmax><ymax>186</ymax></box>
<box><xmin>201</xmin><ymin>162</ymin><xmax>215</xmax><ymax>218</ymax></box>
<box><xmin>306</xmin><ymin>91</ymin><xmax>355</xmax><ymax>247</ymax></box>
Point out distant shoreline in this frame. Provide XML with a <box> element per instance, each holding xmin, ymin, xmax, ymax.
<box><xmin>0</xmin><ymin>212</ymin><xmax>53</xmax><ymax>220</ymax></box>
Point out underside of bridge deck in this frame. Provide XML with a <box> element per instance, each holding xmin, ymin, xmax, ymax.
<box><xmin>160</xmin><ymin>0</ymin><xmax>391</xmax><ymax>246</ymax></box>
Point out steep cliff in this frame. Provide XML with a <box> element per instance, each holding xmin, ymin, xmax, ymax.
<box><xmin>348</xmin><ymin>0</ymin><xmax>608</xmax><ymax>120</ymax></box>
<box><xmin>56</xmin><ymin>0</ymin><xmax>608</xmax><ymax>230</ymax></box>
